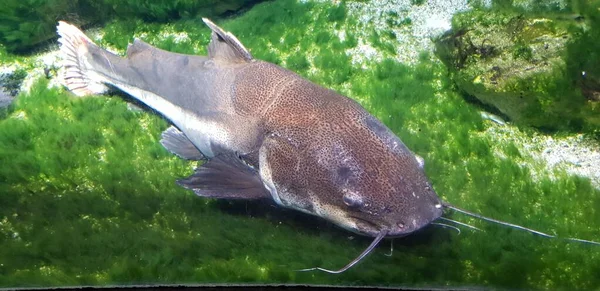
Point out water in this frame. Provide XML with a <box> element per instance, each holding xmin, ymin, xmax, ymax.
<box><xmin>1</xmin><ymin>0</ymin><xmax>599</xmax><ymax>289</ymax></box>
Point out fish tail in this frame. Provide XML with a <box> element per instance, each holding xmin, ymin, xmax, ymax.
<box><xmin>57</xmin><ymin>21</ymin><xmax>110</xmax><ymax>97</ymax></box>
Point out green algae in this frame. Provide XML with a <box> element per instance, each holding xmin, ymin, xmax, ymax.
<box><xmin>0</xmin><ymin>0</ymin><xmax>262</xmax><ymax>54</ymax></box>
<box><xmin>0</xmin><ymin>0</ymin><xmax>599</xmax><ymax>290</ymax></box>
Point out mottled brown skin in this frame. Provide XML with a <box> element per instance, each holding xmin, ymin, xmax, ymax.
<box><xmin>232</xmin><ymin>61</ymin><xmax>442</xmax><ymax>237</ymax></box>
<box><xmin>57</xmin><ymin>19</ymin><xmax>442</xmax><ymax>238</ymax></box>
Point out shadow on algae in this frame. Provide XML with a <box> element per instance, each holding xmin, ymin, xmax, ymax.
<box><xmin>0</xmin><ymin>0</ymin><xmax>599</xmax><ymax>289</ymax></box>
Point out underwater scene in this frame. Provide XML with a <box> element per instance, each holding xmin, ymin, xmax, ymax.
<box><xmin>1</xmin><ymin>0</ymin><xmax>599</xmax><ymax>289</ymax></box>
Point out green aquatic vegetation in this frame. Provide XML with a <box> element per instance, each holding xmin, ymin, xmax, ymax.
<box><xmin>326</xmin><ymin>2</ymin><xmax>347</xmax><ymax>23</ymax></box>
<box><xmin>101</xmin><ymin>0</ymin><xmax>193</xmax><ymax>21</ymax></box>
<box><xmin>468</xmin><ymin>0</ymin><xmax>574</xmax><ymax>12</ymax></box>
<box><xmin>384</xmin><ymin>30</ymin><xmax>397</xmax><ymax>40</ymax></box>
<box><xmin>562</xmin><ymin>1</ymin><xmax>600</xmax><ymax>135</ymax></box>
<box><xmin>386</xmin><ymin>10</ymin><xmax>412</xmax><ymax>28</ymax></box>
<box><xmin>99</xmin><ymin>19</ymin><xmax>140</xmax><ymax>51</ymax></box>
<box><xmin>512</xmin><ymin>42</ymin><xmax>533</xmax><ymax>61</ymax></box>
<box><xmin>0</xmin><ymin>0</ymin><xmax>108</xmax><ymax>53</ymax></box>
<box><xmin>313</xmin><ymin>47</ymin><xmax>354</xmax><ymax>86</ymax></box>
<box><xmin>368</xmin><ymin>30</ymin><xmax>397</xmax><ymax>56</ymax></box>
<box><xmin>0</xmin><ymin>68</ymin><xmax>27</xmax><ymax>96</ymax></box>
<box><xmin>400</xmin><ymin>17</ymin><xmax>413</xmax><ymax>26</ymax></box>
<box><xmin>2</xmin><ymin>0</ymin><xmax>600</xmax><ymax>289</ymax></box>
<box><xmin>314</xmin><ymin>31</ymin><xmax>333</xmax><ymax>46</ymax></box>
<box><xmin>344</xmin><ymin>31</ymin><xmax>358</xmax><ymax>48</ymax></box>
<box><xmin>0</xmin><ymin>46</ymin><xmax>19</xmax><ymax>65</ymax></box>
<box><xmin>285</xmin><ymin>53</ymin><xmax>310</xmax><ymax>73</ymax></box>
<box><xmin>0</xmin><ymin>0</ymin><xmax>261</xmax><ymax>54</ymax></box>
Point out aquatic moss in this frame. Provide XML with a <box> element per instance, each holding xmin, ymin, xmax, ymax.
<box><xmin>344</xmin><ymin>31</ymin><xmax>358</xmax><ymax>48</ymax></box>
<box><xmin>369</xmin><ymin>30</ymin><xmax>397</xmax><ymax>56</ymax></box>
<box><xmin>326</xmin><ymin>2</ymin><xmax>347</xmax><ymax>23</ymax></box>
<box><xmin>0</xmin><ymin>0</ymin><xmax>109</xmax><ymax>53</ymax></box>
<box><xmin>285</xmin><ymin>54</ymin><xmax>310</xmax><ymax>73</ymax></box>
<box><xmin>0</xmin><ymin>0</ymin><xmax>262</xmax><ymax>54</ymax></box>
<box><xmin>100</xmin><ymin>0</ymin><xmax>258</xmax><ymax>22</ymax></box>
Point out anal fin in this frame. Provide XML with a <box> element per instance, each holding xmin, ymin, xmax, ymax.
<box><xmin>177</xmin><ymin>152</ymin><xmax>270</xmax><ymax>200</ymax></box>
<box><xmin>160</xmin><ymin>126</ymin><xmax>205</xmax><ymax>160</ymax></box>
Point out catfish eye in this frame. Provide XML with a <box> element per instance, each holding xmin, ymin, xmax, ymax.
<box><xmin>343</xmin><ymin>191</ymin><xmax>364</xmax><ymax>208</ymax></box>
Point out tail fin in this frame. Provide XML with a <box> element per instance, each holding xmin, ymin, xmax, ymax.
<box><xmin>56</xmin><ymin>21</ymin><xmax>109</xmax><ymax>96</ymax></box>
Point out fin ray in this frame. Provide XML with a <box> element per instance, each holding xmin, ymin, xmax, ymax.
<box><xmin>56</xmin><ymin>21</ymin><xmax>110</xmax><ymax>96</ymax></box>
<box><xmin>177</xmin><ymin>152</ymin><xmax>269</xmax><ymax>200</ymax></box>
<box><xmin>202</xmin><ymin>18</ymin><xmax>253</xmax><ymax>63</ymax></box>
<box><xmin>160</xmin><ymin>126</ymin><xmax>205</xmax><ymax>160</ymax></box>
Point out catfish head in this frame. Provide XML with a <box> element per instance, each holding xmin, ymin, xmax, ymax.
<box><xmin>259</xmin><ymin>91</ymin><xmax>443</xmax><ymax>239</ymax></box>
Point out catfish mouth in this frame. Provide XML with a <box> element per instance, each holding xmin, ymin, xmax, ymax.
<box><xmin>387</xmin><ymin>204</ymin><xmax>444</xmax><ymax>238</ymax></box>
<box><xmin>302</xmin><ymin>209</ymin><xmax>442</xmax><ymax>274</ymax></box>
<box><xmin>349</xmin><ymin>215</ymin><xmax>384</xmax><ymax>237</ymax></box>
<box><xmin>349</xmin><ymin>204</ymin><xmax>444</xmax><ymax>238</ymax></box>
<box><xmin>385</xmin><ymin>217</ymin><xmax>439</xmax><ymax>238</ymax></box>
<box><xmin>348</xmin><ymin>215</ymin><xmax>414</xmax><ymax>238</ymax></box>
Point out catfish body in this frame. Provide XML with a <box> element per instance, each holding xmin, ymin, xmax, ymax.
<box><xmin>56</xmin><ymin>19</ymin><xmax>442</xmax><ymax>240</ymax></box>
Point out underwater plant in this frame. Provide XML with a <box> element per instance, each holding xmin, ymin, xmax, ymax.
<box><xmin>0</xmin><ymin>0</ymin><xmax>262</xmax><ymax>54</ymax></box>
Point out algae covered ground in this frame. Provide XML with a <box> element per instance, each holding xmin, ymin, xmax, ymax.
<box><xmin>1</xmin><ymin>0</ymin><xmax>599</xmax><ymax>289</ymax></box>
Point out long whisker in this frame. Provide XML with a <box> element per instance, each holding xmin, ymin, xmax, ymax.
<box><xmin>439</xmin><ymin>217</ymin><xmax>482</xmax><ymax>232</ymax></box>
<box><xmin>384</xmin><ymin>239</ymin><xmax>393</xmax><ymax>257</ymax></box>
<box><xmin>444</xmin><ymin>203</ymin><xmax>600</xmax><ymax>246</ymax></box>
<box><xmin>432</xmin><ymin>222</ymin><xmax>461</xmax><ymax>235</ymax></box>
<box><xmin>564</xmin><ymin>237</ymin><xmax>600</xmax><ymax>246</ymax></box>
<box><xmin>445</xmin><ymin>203</ymin><xmax>554</xmax><ymax>238</ymax></box>
<box><xmin>296</xmin><ymin>230</ymin><xmax>388</xmax><ymax>274</ymax></box>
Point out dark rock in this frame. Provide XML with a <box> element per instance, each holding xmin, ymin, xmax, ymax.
<box><xmin>0</xmin><ymin>68</ymin><xmax>27</xmax><ymax>97</ymax></box>
<box><xmin>0</xmin><ymin>68</ymin><xmax>26</xmax><ymax>109</ymax></box>
<box><xmin>434</xmin><ymin>10</ymin><xmax>600</xmax><ymax>132</ymax></box>
<box><xmin>0</xmin><ymin>87</ymin><xmax>12</xmax><ymax>109</ymax></box>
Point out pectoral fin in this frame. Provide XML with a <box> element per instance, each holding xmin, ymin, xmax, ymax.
<box><xmin>177</xmin><ymin>152</ymin><xmax>270</xmax><ymax>200</ymax></box>
<box><xmin>160</xmin><ymin>126</ymin><xmax>205</xmax><ymax>160</ymax></box>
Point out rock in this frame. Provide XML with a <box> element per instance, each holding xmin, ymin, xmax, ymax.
<box><xmin>0</xmin><ymin>87</ymin><xmax>12</xmax><ymax>109</ymax></box>
<box><xmin>434</xmin><ymin>9</ymin><xmax>600</xmax><ymax>132</ymax></box>
<box><xmin>0</xmin><ymin>68</ymin><xmax>27</xmax><ymax>109</ymax></box>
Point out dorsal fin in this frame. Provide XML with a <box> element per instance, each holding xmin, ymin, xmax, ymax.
<box><xmin>202</xmin><ymin>18</ymin><xmax>253</xmax><ymax>63</ymax></box>
<box><xmin>126</xmin><ymin>39</ymin><xmax>153</xmax><ymax>58</ymax></box>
